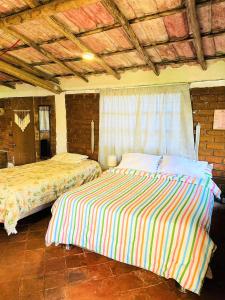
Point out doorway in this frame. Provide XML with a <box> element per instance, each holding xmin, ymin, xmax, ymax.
<box><xmin>12</xmin><ymin>98</ymin><xmax>36</xmax><ymax>166</ymax></box>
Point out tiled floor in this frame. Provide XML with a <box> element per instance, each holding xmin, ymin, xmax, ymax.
<box><xmin>0</xmin><ymin>203</ymin><xmax>224</xmax><ymax>300</ymax></box>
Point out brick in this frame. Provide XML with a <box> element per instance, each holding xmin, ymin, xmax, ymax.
<box><xmin>196</xmin><ymin>110</ymin><xmax>214</xmax><ymax>116</ymax></box>
<box><xmin>214</xmin><ymin>136</ymin><xmax>225</xmax><ymax>142</ymax></box>
<box><xmin>213</xmin><ymin>170</ymin><xmax>225</xmax><ymax>177</ymax></box>
<box><xmin>205</xmin><ymin>156</ymin><xmax>224</xmax><ymax>164</ymax></box>
<box><xmin>200</xmin><ymin>136</ymin><xmax>214</xmax><ymax>142</ymax></box>
<box><xmin>206</xmin><ymin>130</ymin><xmax>225</xmax><ymax>136</ymax></box>
<box><xmin>213</xmin><ymin>164</ymin><xmax>225</xmax><ymax>171</ymax></box>
<box><xmin>199</xmin><ymin>149</ymin><xmax>214</xmax><ymax>156</ymax></box>
<box><xmin>214</xmin><ymin>150</ymin><xmax>225</xmax><ymax>156</ymax></box>
<box><xmin>207</xmin><ymin>143</ymin><xmax>224</xmax><ymax>150</ymax></box>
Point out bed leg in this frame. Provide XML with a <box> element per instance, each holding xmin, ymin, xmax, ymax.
<box><xmin>206</xmin><ymin>266</ymin><xmax>213</xmax><ymax>279</ymax></box>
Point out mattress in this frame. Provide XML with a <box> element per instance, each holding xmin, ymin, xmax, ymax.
<box><xmin>0</xmin><ymin>159</ymin><xmax>101</xmax><ymax>234</ymax></box>
<box><xmin>45</xmin><ymin>168</ymin><xmax>220</xmax><ymax>294</ymax></box>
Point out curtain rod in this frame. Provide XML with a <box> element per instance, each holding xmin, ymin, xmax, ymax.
<box><xmin>64</xmin><ymin>82</ymin><xmax>190</xmax><ymax>94</ymax></box>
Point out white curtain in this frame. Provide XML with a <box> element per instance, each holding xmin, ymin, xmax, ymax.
<box><xmin>39</xmin><ymin>106</ymin><xmax>50</xmax><ymax>131</ymax></box>
<box><xmin>99</xmin><ymin>85</ymin><xmax>195</xmax><ymax>168</ymax></box>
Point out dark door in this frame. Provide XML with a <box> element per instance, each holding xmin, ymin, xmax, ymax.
<box><xmin>12</xmin><ymin>98</ymin><xmax>36</xmax><ymax>166</ymax></box>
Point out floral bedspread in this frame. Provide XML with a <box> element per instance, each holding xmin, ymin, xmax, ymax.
<box><xmin>0</xmin><ymin>159</ymin><xmax>101</xmax><ymax>234</ymax></box>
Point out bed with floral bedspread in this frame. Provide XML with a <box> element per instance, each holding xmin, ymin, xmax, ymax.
<box><xmin>0</xmin><ymin>159</ymin><xmax>101</xmax><ymax>234</ymax></box>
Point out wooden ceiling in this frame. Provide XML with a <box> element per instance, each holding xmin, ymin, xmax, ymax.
<box><xmin>0</xmin><ymin>0</ymin><xmax>224</xmax><ymax>93</ymax></box>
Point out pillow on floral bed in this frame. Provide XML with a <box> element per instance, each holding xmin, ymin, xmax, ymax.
<box><xmin>51</xmin><ymin>152</ymin><xmax>88</xmax><ymax>164</ymax></box>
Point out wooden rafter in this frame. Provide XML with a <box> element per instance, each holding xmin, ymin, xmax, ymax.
<box><xmin>3</xmin><ymin>27</ymin><xmax>88</xmax><ymax>83</ymax></box>
<box><xmin>0</xmin><ymin>0</ymin><xmax>97</xmax><ymax>27</ymax></box>
<box><xmin>0</xmin><ymin>60</ymin><xmax>62</xmax><ymax>93</ymax></box>
<box><xmin>102</xmin><ymin>0</ymin><xmax>159</xmax><ymax>76</ymax></box>
<box><xmin>46</xmin><ymin>16</ymin><xmax>121</xmax><ymax>80</ymax></box>
<box><xmin>0</xmin><ymin>81</ymin><xmax>16</xmax><ymax>89</ymax></box>
<box><xmin>186</xmin><ymin>0</ymin><xmax>207</xmax><ymax>70</ymax></box>
<box><xmin>23</xmin><ymin>0</ymin><xmax>40</xmax><ymax>8</ymax></box>
<box><xmin>1</xmin><ymin>53</ymin><xmax>59</xmax><ymax>84</ymax></box>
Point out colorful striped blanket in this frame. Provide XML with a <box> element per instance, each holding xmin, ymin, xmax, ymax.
<box><xmin>45</xmin><ymin>168</ymin><xmax>220</xmax><ymax>294</ymax></box>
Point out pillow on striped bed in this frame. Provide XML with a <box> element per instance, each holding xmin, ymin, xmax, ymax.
<box><xmin>158</xmin><ymin>155</ymin><xmax>213</xmax><ymax>179</ymax></box>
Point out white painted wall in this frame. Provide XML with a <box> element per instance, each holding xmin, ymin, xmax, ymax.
<box><xmin>0</xmin><ymin>60</ymin><xmax>225</xmax><ymax>153</ymax></box>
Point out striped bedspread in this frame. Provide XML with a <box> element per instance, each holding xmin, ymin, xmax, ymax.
<box><xmin>46</xmin><ymin>168</ymin><xmax>220</xmax><ymax>294</ymax></box>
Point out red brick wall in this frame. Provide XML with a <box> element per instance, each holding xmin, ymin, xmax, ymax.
<box><xmin>66</xmin><ymin>93</ymin><xmax>99</xmax><ymax>160</ymax></box>
<box><xmin>191</xmin><ymin>87</ymin><xmax>225</xmax><ymax>180</ymax></box>
<box><xmin>0</xmin><ymin>99</ymin><xmax>14</xmax><ymax>162</ymax></box>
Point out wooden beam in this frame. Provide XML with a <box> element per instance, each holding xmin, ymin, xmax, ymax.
<box><xmin>23</xmin><ymin>0</ymin><xmax>40</xmax><ymax>8</ymax></box>
<box><xmin>102</xmin><ymin>0</ymin><xmax>159</xmax><ymax>75</ymax></box>
<box><xmin>0</xmin><ymin>0</ymin><xmax>97</xmax><ymax>27</ymax></box>
<box><xmin>0</xmin><ymin>81</ymin><xmax>16</xmax><ymax>89</ymax></box>
<box><xmin>4</xmin><ymin>27</ymin><xmax>88</xmax><ymax>82</ymax></box>
<box><xmin>1</xmin><ymin>53</ymin><xmax>59</xmax><ymax>84</ymax></box>
<box><xmin>0</xmin><ymin>60</ymin><xmax>62</xmax><ymax>93</ymax></box>
<box><xmin>46</xmin><ymin>16</ymin><xmax>121</xmax><ymax>80</ymax></box>
<box><xmin>186</xmin><ymin>0</ymin><xmax>207</xmax><ymax>70</ymax></box>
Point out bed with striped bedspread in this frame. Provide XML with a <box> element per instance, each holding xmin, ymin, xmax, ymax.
<box><xmin>45</xmin><ymin>168</ymin><xmax>220</xmax><ymax>294</ymax></box>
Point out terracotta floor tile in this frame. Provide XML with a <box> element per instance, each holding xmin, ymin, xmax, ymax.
<box><xmin>45</xmin><ymin>257</ymin><xmax>66</xmax><ymax>274</ymax></box>
<box><xmin>85</xmin><ymin>251</ymin><xmax>111</xmax><ymax>266</ymax></box>
<box><xmin>68</xmin><ymin>280</ymin><xmax>101</xmax><ymax>300</ymax></box>
<box><xmin>134</xmin><ymin>270</ymin><xmax>163</xmax><ymax>286</ymax></box>
<box><xmin>0</xmin><ymin>250</ymin><xmax>25</xmax><ymax>266</ymax></box>
<box><xmin>45</xmin><ymin>270</ymin><xmax>67</xmax><ymax>289</ymax></box>
<box><xmin>45</xmin><ymin>245</ymin><xmax>65</xmax><ymax>259</ymax></box>
<box><xmin>0</xmin><ymin>264</ymin><xmax>23</xmax><ymax>283</ymax></box>
<box><xmin>66</xmin><ymin>253</ymin><xmax>87</xmax><ymax>269</ymax></box>
<box><xmin>20</xmin><ymin>276</ymin><xmax>44</xmax><ymax>296</ymax></box>
<box><xmin>114</xmin><ymin>272</ymin><xmax>144</xmax><ymax>293</ymax></box>
<box><xmin>109</xmin><ymin>261</ymin><xmax>138</xmax><ymax>275</ymax></box>
<box><xmin>24</xmin><ymin>249</ymin><xmax>45</xmax><ymax>264</ymax></box>
<box><xmin>8</xmin><ymin>231</ymin><xmax>27</xmax><ymax>243</ymax></box>
<box><xmin>0</xmin><ymin>280</ymin><xmax>20</xmax><ymax>300</ymax></box>
<box><xmin>26</xmin><ymin>238</ymin><xmax>45</xmax><ymax>250</ymax></box>
<box><xmin>44</xmin><ymin>287</ymin><xmax>67</xmax><ymax>300</ymax></box>
<box><xmin>64</xmin><ymin>245</ymin><xmax>84</xmax><ymax>256</ymax></box>
<box><xmin>68</xmin><ymin>263</ymin><xmax>112</xmax><ymax>285</ymax></box>
<box><xmin>19</xmin><ymin>290</ymin><xmax>45</xmax><ymax>300</ymax></box>
<box><xmin>144</xmin><ymin>282</ymin><xmax>185</xmax><ymax>300</ymax></box>
<box><xmin>22</xmin><ymin>261</ymin><xmax>44</xmax><ymax>277</ymax></box>
<box><xmin>27</xmin><ymin>230</ymin><xmax>46</xmax><ymax>240</ymax></box>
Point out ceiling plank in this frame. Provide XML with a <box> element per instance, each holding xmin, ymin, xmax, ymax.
<box><xmin>102</xmin><ymin>0</ymin><xmax>159</xmax><ymax>76</ymax></box>
<box><xmin>1</xmin><ymin>53</ymin><xmax>59</xmax><ymax>84</ymax></box>
<box><xmin>186</xmin><ymin>0</ymin><xmax>207</xmax><ymax>70</ymax></box>
<box><xmin>0</xmin><ymin>0</ymin><xmax>97</xmax><ymax>27</ymax></box>
<box><xmin>0</xmin><ymin>0</ymin><xmax>221</xmax><ymax>53</ymax></box>
<box><xmin>4</xmin><ymin>27</ymin><xmax>88</xmax><ymax>82</ymax></box>
<box><xmin>23</xmin><ymin>0</ymin><xmax>120</xmax><ymax>80</ymax></box>
<box><xmin>0</xmin><ymin>60</ymin><xmax>62</xmax><ymax>93</ymax></box>
<box><xmin>46</xmin><ymin>16</ymin><xmax>121</xmax><ymax>80</ymax></box>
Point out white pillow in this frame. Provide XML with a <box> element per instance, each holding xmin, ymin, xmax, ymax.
<box><xmin>51</xmin><ymin>153</ymin><xmax>88</xmax><ymax>163</ymax></box>
<box><xmin>158</xmin><ymin>155</ymin><xmax>212</xmax><ymax>178</ymax></box>
<box><xmin>117</xmin><ymin>153</ymin><xmax>161</xmax><ymax>173</ymax></box>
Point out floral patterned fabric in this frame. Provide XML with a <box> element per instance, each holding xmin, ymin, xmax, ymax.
<box><xmin>0</xmin><ymin>159</ymin><xmax>101</xmax><ymax>235</ymax></box>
